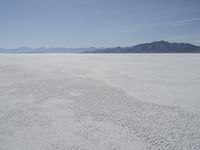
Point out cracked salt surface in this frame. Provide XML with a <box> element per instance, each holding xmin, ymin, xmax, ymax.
<box><xmin>0</xmin><ymin>54</ymin><xmax>200</xmax><ymax>150</ymax></box>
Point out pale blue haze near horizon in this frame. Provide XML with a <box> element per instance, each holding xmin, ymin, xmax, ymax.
<box><xmin>0</xmin><ymin>0</ymin><xmax>200</xmax><ymax>48</ymax></box>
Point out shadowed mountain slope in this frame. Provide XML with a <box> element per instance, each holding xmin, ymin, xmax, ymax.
<box><xmin>85</xmin><ymin>41</ymin><xmax>200</xmax><ymax>53</ymax></box>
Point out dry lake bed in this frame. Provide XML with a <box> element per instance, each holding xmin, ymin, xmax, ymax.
<box><xmin>0</xmin><ymin>54</ymin><xmax>200</xmax><ymax>150</ymax></box>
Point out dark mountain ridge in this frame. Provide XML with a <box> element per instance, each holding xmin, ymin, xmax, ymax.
<box><xmin>0</xmin><ymin>41</ymin><xmax>200</xmax><ymax>53</ymax></box>
<box><xmin>86</xmin><ymin>41</ymin><xmax>200</xmax><ymax>53</ymax></box>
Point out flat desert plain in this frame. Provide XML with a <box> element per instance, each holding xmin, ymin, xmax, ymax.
<box><xmin>0</xmin><ymin>54</ymin><xmax>200</xmax><ymax>150</ymax></box>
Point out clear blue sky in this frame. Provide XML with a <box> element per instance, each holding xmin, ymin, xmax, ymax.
<box><xmin>0</xmin><ymin>0</ymin><xmax>200</xmax><ymax>48</ymax></box>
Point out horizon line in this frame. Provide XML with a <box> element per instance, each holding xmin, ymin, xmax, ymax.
<box><xmin>1</xmin><ymin>40</ymin><xmax>200</xmax><ymax>49</ymax></box>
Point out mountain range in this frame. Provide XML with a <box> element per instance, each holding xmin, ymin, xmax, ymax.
<box><xmin>85</xmin><ymin>41</ymin><xmax>200</xmax><ymax>53</ymax></box>
<box><xmin>0</xmin><ymin>47</ymin><xmax>97</xmax><ymax>53</ymax></box>
<box><xmin>0</xmin><ymin>41</ymin><xmax>200</xmax><ymax>53</ymax></box>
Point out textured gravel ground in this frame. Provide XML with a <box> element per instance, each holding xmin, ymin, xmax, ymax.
<box><xmin>0</xmin><ymin>54</ymin><xmax>200</xmax><ymax>150</ymax></box>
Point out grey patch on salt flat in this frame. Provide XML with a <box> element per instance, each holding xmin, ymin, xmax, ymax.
<box><xmin>0</xmin><ymin>71</ymin><xmax>200</xmax><ymax>150</ymax></box>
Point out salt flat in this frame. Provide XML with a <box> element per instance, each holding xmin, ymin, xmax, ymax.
<box><xmin>0</xmin><ymin>54</ymin><xmax>200</xmax><ymax>150</ymax></box>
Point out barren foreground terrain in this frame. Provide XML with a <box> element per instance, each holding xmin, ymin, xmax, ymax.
<box><xmin>0</xmin><ymin>54</ymin><xmax>200</xmax><ymax>150</ymax></box>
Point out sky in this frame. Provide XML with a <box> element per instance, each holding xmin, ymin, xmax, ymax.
<box><xmin>0</xmin><ymin>0</ymin><xmax>200</xmax><ymax>48</ymax></box>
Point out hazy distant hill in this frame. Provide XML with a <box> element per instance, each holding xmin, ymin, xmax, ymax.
<box><xmin>0</xmin><ymin>47</ymin><xmax>98</xmax><ymax>53</ymax></box>
<box><xmin>1</xmin><ymin>41</ymin><xmax>200</xmax><ymax>53</ymax></box>
<box><xmin>85</xmin><ymin>41</ymin><xmax>200</xmax><ymax>53</ymax></box>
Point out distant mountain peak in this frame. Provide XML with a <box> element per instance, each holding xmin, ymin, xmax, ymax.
<box><xmin>87</xmin><ymin>41</ymin><xmax>200</xmax><ymax>53</ymax></box>
<box><xmin>1</xmin><ymin>41</ymin><xmax>200</xmax><ymax>53</ymax></box>
<box><xmin>151</xmin><ymin>40</ymin><xmax>169</xmax><ymax>44</ymax></box>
